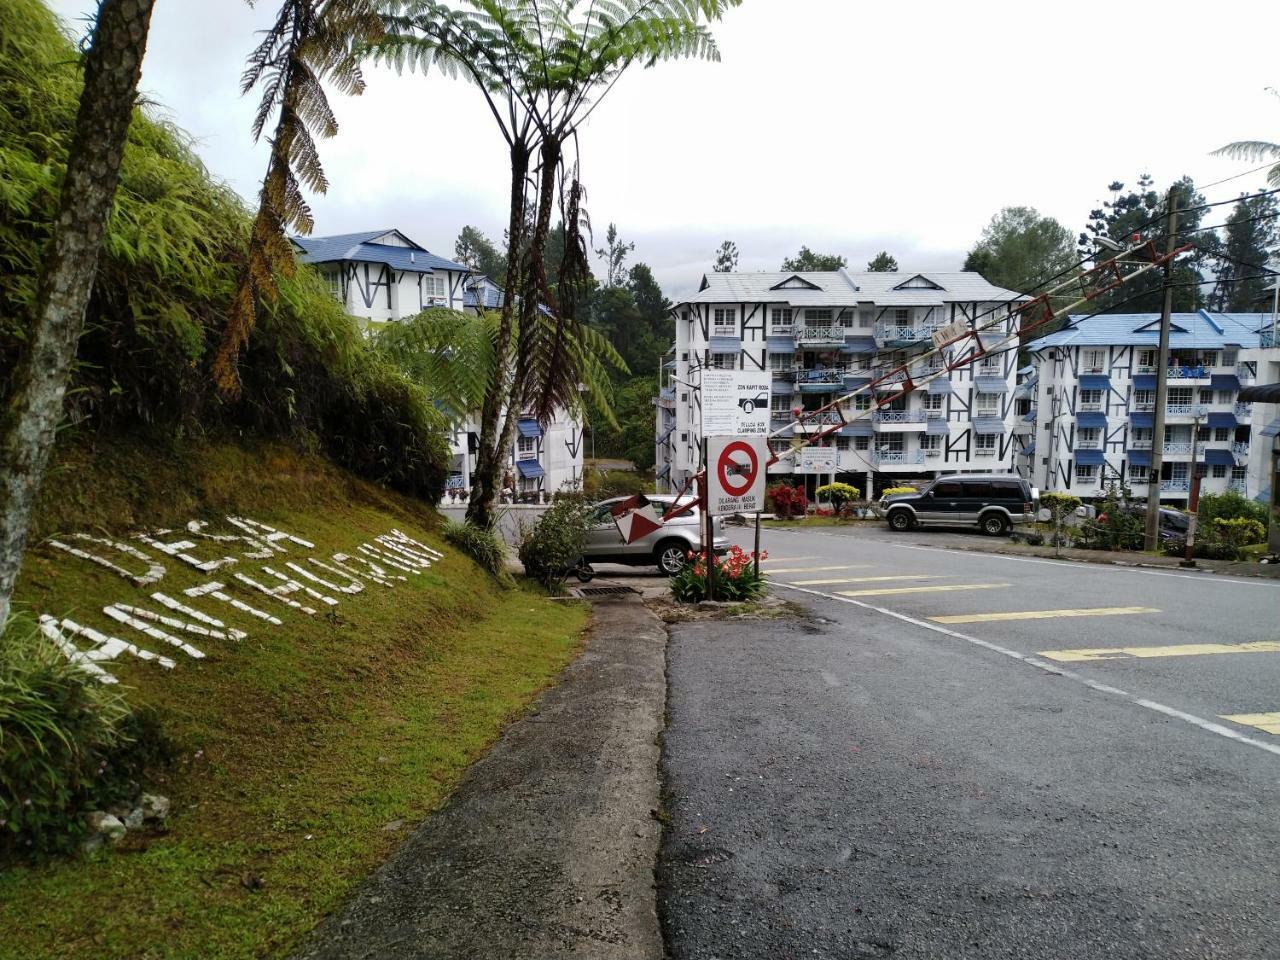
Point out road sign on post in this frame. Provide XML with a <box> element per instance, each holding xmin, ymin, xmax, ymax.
<box><xmin>702</xmin><ymin>370</ymin><xmax>771</xmax><ymax>437</ymax></box>
<box><xmin>707</xmin><ymin>437</ymin><xmax>768</xmax><ymax>515</ymax></box>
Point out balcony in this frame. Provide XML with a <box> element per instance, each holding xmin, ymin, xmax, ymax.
<box><xmin>1166</xmin><ymin>364</ymin><xmax>1209</xmax><ymax>381</ymax></box>
<box><xmin>1163</xmin><ymin>442</ymin><xmax>1193</xmax><ymax>455</ymax></box>
<box><xmin>1237</xmin><ymin>363</ymin><xmax>1256</xmax><ymax>382</ymax></box>
<box><xmin>1263</xmin><ymin>329</ymin><xmax>1278</xmax><ymax>348</ymax></box>
<box><xmin>794</xmin><ymin>369</ymin><xmax>845</xmax><ymax>388</ymax></box>
<box><xmin>794</xmin><ymin>411</ymin><xmax>843</xmax><ymax>430</ymax></box>
<box><xmin>1165</xmin><ymin>404</ymin><xmax>1195</xmax><ymax>417</ymax></box>
<box><xmin>872</xmin><ymin>410</ymin><xmax>928</xmax><ymax>424</ymax></box>
<box><xmin>769</xmin><ymin>324</ymin><xmax>795</xmax><ymax>337</ymax></box>
<box><xmin>1079</xmin><ymin>401</ymin><xmax>1104</xmax><ymax>412</ymax></box>
<box><xmin>1233</xmin><ymin>442</ymin><xmax>1250</xmax><ymax>460</ymax></box>
<box><xmin>1235</xmin><ymin>402</ymin><xmax>1253</xmax><ymax>419</ymax></box>
<box><xmin>870</xmin><ymin>450</ymin><xmax>926</xmax><ymax>466</ymax></box>
<box><xmin>1129</xmin><ymin>439</ymin><xmax>1153</xmax><ymax>450</ymax></box>
<box><xmin>874</xmin><ymin>322</ymin><xmax>945</xmax><ymax>345</ymax></box>
<box><xmin>795</xmin><ymin>326</ymin><xmax>845</xmax><ymax>345</ymax></box>
<box><xmin>1229</xmin><ymin>480</ymin><xmax>1248</xmax><ymax>494</ymax></box>
<box><xmin>1161</xmin><ymin>479</ymin><xmax>1191</xmax><ymax>493</ymax></box>
<box><xmin>1076</xmin><ymin>438</ymin><xmax>1101</xmax><ymax>450</ymax></box>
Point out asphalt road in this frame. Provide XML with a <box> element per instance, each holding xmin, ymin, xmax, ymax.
<box><xmin>658</xmin><ymin>522</ymin><xmax>1280</xmax><ymax>959</ymax></box>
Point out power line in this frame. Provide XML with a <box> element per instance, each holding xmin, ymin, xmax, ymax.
<box><xmin>1197</xmin><ymin>162</ymin><xmax>1279</xmax><ymax>191</ymax></box>
<box><xmin>1174</xmin><ymin>209</ymin><xmax>1280</xmax><ymax>238</ymax></box>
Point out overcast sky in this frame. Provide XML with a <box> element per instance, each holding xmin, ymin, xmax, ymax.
<box><xmin>48</xmin><ymin>0</ymin><xmax>1279</xmax><ymax>299</ymax></box>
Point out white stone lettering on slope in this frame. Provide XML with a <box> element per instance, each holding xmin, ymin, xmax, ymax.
<box><xmin>329</xmin><ymin>553</ymin><xmax>401</xmax><ymax>586</ymax></box>
<box><xmin>135</xmin><ymin>530</ymin><xmax>237</xmax><ymax>573</ymax></box>
<box><xmin>40</xmin><ymin>614</ymin><xmax>176</xmax><ymax>684</ymax></box>
<box><xmin>373</xmin><ymin>536</ymin><xmax>434</xmax><ymax>569</ymax></box>
<box><xmin>184</xmin><ymin>581</ymin><xmax>282</xmax><ymax>625</ymax></box>
<box><xmin>226</xmin><ymin>517</ymin><xmax>315</xmax><ymax>550</ymax></box>
<box><xmin>262</xmin><ymin>566</ymin><xmax>338</xmax><ymax>606</ymax></box>
<box><xmin>102</xmin><ymin>605</ymin><xmax>207</xmax><ymax>659</ymax></box>
<box><xmin>287</xmin><ymin>559</ymin><xmax>363</xmax><ymax>594</ymax></box>
<box><xmin>232</xmin><ymin>572</ymin><xmax>319</xmax><ymax>615</ymax></box>
<box><xmin>150</xmin><ymin>592</ymin><xmax>247</xmax><ymax>640</ymax></box>
<box><xmin>46</xmin><ymin>535</ymin><xmax>166</xmax><ymax>586</ymax></box>
<box><xmin>185</xmin><ymin>520</ymin><xmax>281</xmax><ymax>560</ymax></box>
<box><xmin>356</xmin><ymin>543</ymin><xmax>419</xmax><ymax>574</ymax></box>
<box><xmin>389</xmin><ymin>530</ymin><xmax>445</xmax><ymax>560</ymax></box>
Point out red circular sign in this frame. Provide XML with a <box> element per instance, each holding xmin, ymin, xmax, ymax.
<box><xmin>717</xmin><ymin>440</ymin><xmax>759</xmax><ymax>497</ymax></box>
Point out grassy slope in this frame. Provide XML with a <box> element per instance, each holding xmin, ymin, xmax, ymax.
<box><xmin>0</xmin><ymin>437</ymin><xmax>587</xmax><ymax>960</ymax></box>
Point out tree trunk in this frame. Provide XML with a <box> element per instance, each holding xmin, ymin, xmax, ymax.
<box><xmin>0</xmin><ymin>0</ymin><xmax>156</xmax><ymax>629</ymax></box>
<box><xmin>466</xmin><ymin>139</ymin><xmax>530</xmax><ymax>528</ymax></box>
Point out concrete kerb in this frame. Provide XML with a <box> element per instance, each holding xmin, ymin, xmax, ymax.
<box><xmin>294</xmin><ymin>595</ymin><xmax>668</xmax><ymax>960</ymax></box>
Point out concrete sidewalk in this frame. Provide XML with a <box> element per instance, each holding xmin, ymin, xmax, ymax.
<box><xmin>294</xmin><ymin>597</ymin><xmax>667</xmax><ymax>960</ymax></box>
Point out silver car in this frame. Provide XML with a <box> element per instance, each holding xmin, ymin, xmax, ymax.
<box><xmin>583</xmin><ymin>495</ymin><xmax>729</xmax><ymax>575</ymax></box>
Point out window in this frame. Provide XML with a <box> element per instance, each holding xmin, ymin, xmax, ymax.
<box><xmin>517</xmin><ymin>436</ymin><xmax>535</xmax><ymax>456</ymax></box>
<box><xmin>1080</xmin><ymin>388</ymin><xmax>1102</xmax><ymax>407</ymax></box>
<box><xmin>1078</xmin><ymin>427</ymin><xmax>1100</xmax><ymax>445</ymax></box>
<box><xmin>893</xmin><ymin>308</ymin><xmax>911</xmax><ymax>326</ymax></box>
<box><xmin>1134</xmin><ymin>389</ymin><xmax>1154</xmax><ymax>407</ymax></box>
<box><xmin>1202</xmin><ymin>352</ymin><xmax>1217</xmax><ymax>368</ymax></box>
<box><xmin>1231</xmin><ymin>466</ymin><xmax>1247</xmax><ymax>482</ymax></box>
<box><xmin>680</xmin><ymin>393</ymin><xmax>688</xmax><ymax>403</ymax></box>
<box><xmin>975</xmin><ymin>393</ymin><xmax>1000</xmax><ymax>415</ymax></box>
<box><xmin>853</xmin><ymin>394</ymin><xmax>872</xmax><ymax>411</ymax></box>
<box><xmin>769</xmin><ymin>352</ymin><xmax>794</xmax><ymax>371</ymax></box>
<box><xmin>710</xmin><ymin>353</ymin><xmax>736</xmax><ymax>370</ymax></box>
<box><xmin>1217</xmin><ymin>390</ymin><xmax>1234</xmax><ymax>405</ymax></box>
<box><xmin>1223</xmin><ymin>349</ymin><xmax>1238</xmax><ymax>366</ymax></box>
<box><xmin>1199</xmin><ymin>388</ymin><xmax>1213</xmax><ymax>405</ymax></box>
<box><xmin>836</xmin><ymin>437</ymin><xmax>850</xmax><ymax>450</ymax></box>
<box><xmin>859</xmin><ymin>308</ymin><xmax>874</xmax><ymax>328</ymax></box>
<box><xmin>921</xmin><ymin>434</ymin><xmax>941</xmax><ymax>451</ymax></box>
<box><xmin>1138</xmin><ymin>349</ymin><xmax>1157</xmax><ymax>369</ymax></box>
<box><xmin>423</xmin><ymin>274</ymin><xmax>447</xmax><ymax>302</ymax></box>
<box><xmin>770</xmin><ymin>307</ymin><xmax>793</xmax><ymax>330</ymax></box>
<box><xmin>1197</xmin><ymin>426</ymin><xmax>1210</xmax><ymax>442</ymax></box>
<box><xmin>1084</xmin><ymin>349</ymin><xmax>1106</xmax><ymax>372</ymax></box>
<box><xmin>804</xmin><ymin>308</ymin><xmax>833</xmax><ymax>323</ymax></box>
<box><xmin>1015</xmin><ymin>398</ymin><xmax>1031</xmax><ymax>416</ymax></box>
<box><xmin>975</xmin><ymin>433</ymin><xmax>997</xmax><ymax>454</ymax></box>
<box><xmin>1168</xmin><ymin>387</ymin><xmax>1193</xmax><ymax>405</ymax></box>
<box><xmin>680</xmin><ymin>351</ymin><xmax>688</xmax><ymax>361</ymax></box>
<box><xmin>932</xmin><ymin>480</ymin><xmax>963</xmax><ymax>497</ymax></box>
<box><xmin>771</xmin><ymin>396</ymin><xmax>791</xmax><ymax>415</ymax></box>
<box><xmin>1075</xmin><ymin>464</ymin><xmax>1097</xmax><ymax>481</ymax></box>
<box><xmin>840</xmin><ymin>309</ymin><xmax>855</xmax><ymax>328</ymax></box>
<box><xmin>855</xmin><ymin>436</ymin><xmax>870</xmax><ymax>451</ymax></box>
<box><xmin>923</xmin><ymin>393</ymin><xmax>944</xmax><ymax>411</ymax></box>
<box><xmin>1213</xmin><ymin>427</ymin><xmax>1230</xmax><ymax>442</ymax></box>
<box><xmin>1211</xmin><ymin>464</ymin><xmax>1227</xmax><ymax>478</ymax></box>
<box><xmin>1130</xmin><ymin>465</ymin><xmax>1149</xmax><ymax>481</ymax></box>
<box><xmin>713</xmin><ymin>307</ymin><xmax>735</xmax><ymax>328</ymax></box>
<box><xmin>878</xmin><ymin>434</ymin><xmax>904</xmax><ymax>452</ymax></box>
<box><xmin>326</xmin><ymin>269</ymin><xmax>343</xmax><ymax>300</ymax></box>
<box><xmin>769</xmin><ymin>439</ymin><xmax>789</xmax><ymax>455</ymax></box>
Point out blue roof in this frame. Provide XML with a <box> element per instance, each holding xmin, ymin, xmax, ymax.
<box><xmin>293</xmin><ymin>229</ymin><xmax>468</xmax><ymax>274</ymax></box>
<box><xmin>516</xmin><ymin>418</ymin><xmax>542</xmax><ymax>439</ymax></box>
<box><xmin>971</xmin><ymin>417</ymin><xmax>1005</xmax><ymax>434</ymax></box>
<box><xmin>1204</xmin><ymin>448</ymin><xmax>1235</xmax><ymax>467</ymax></box>
<box><xmin>766</xmin><ymin>337</ymin><xmax>795</xmax><ymax>352</ymax></box>
<box><xmin>1133</xmin><ymin>374</ymin><xmax>1157</xmax><ymax>390</ymax></box>
<box><xmin>927</xmin><ymin>379</ymin><xmax>952</xmax><ymax>394</ymax></box>
<box><xmin>1028</xmin><ymin>310</ymin><xmax>1265</xmax><ymax>352</ymax></box>
<box><xmin>1080</xmin><ymin>374</ymin><xmax>1111</xmax><ymax>390</ymax></box>
<box><xmin>1128</xmin><ymin>449</ymin><xmax>1151</xmax><ymax>467</ymax></box>
<box><xmin>975</xmin><ymin>377</ymin><xmax>1008</xmax><ymax>394</ymax></box>
<box><xmin>1074</xmin><ymin>449</ymin><xmax>1105</xmax><ymax>466</ymax></box>
<box><xmin>840</xmin><ymin>421</ymin><xmax>874</xmax><ymax>437</ymax></box>
<box><xmin>1206</xmin><ymin>412</ymin><xmax>1237</xmax><ymax>429</ymax></box>
<box><xmin>841</xmin><ymin>337</ymin><xmax>878</xmax><ymax>354</ymax></box>
<box><xmin>925</xmin><ymin>418</ymin><xmax>950</xmax><ymax>435</ymax></box>
<box><xmin>1077</xmin><ymin>412</ymin><xmax>1107</xmax><ymax>428</ymax></box>
<box><xmin>1130</xmin><ymin>411</ymin><xmax>1154</xmax><ymax>428</ymax></box>
<box><xmin>463</xmin><ymin>277</ymin><xmax>504</xmax><ymax>309</ymax></box>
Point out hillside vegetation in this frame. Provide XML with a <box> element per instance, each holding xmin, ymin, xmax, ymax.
<box><xmin>0</xmin><ymin>439</ymin><xmax>586</xmax><ymax>959</ymax></box>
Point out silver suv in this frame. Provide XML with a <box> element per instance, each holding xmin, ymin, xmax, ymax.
<box><xmin>583</xmin><ymin>495</ymin><xmax>729</xmax><ymax>575</ymax></box>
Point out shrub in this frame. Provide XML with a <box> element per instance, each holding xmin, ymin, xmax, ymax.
<box><xmin>881</xmin><ymin>486</ymin><xmax>917</xmax><ymax>497</ymax></box>
<box><xmin>669</xmin><ymin>545</ymin><xmax>767</xmax><ymax>603</ymax></box>
<box><xmin>517</xmin><ymin>496</ymin><xmax>597</xmax><ymax>592</ymax></box>
<box><xmin>1040</xmin><ymin>492</ymin><xmax>1082</xmax><ymax>556</ymax></box>
<box><xmin>0</xmin><ymin>626</ymin><xmax>170</xmax><ymax>860</ymax></box>
<box><xmin>1199</xmin><ymin>490</ymin><xmax>1268</xmax><ymax>529</ymax></box>
<box><xmin>442</xmin><ymin>519</ymin><xmax>509</xmax><ymax>582</ymax></box>
<box><xmin>583</xmin><ymin>469</ymin><xmax>649</xmax><ymax>499</ymax></box>
<box><xmin>815</xmin><ymin>482</ymin><xmax>861</xmax><ymax>517</ymax></box>
<box><xmin>1163</xmin><ymin>516</ymin><xmax>1266</xmax><ymax>562</ymax></box>
<box><xmin>767</xmin><ymin>482</ymin><xmax>808</xmax><ymax>518</ymax></box>
<box><xmin>1080</xmin><ymin>487</ymin><xmax>1145</xmax><ymax>551</ymax></box>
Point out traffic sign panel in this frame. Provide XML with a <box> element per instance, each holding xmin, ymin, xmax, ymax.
<box><xmin>702</xmin><ymin>370</ymin><xmax>771</xmax><ymax>437</ymax></box>
<box><xmin>707</xmin><ymin>437</ymin><xmax>768</xmax><ymax>515</ymax></box>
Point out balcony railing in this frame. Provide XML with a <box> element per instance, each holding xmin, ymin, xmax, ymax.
<box><xmin>1237</xmin><ymin>363</ymin><xmax>1256</xmax><ymax>382</ymax></box>
<box><xmin>795</xmin><ymin>326</ymin><xmax>845</xmax><ymax>344</ymax></box>
<box><xmin>1167</xmin><ymin>365</ymin><xmax>1208</xmax><ymax>379</ymax></box>
<box><xmin>874</xmin><ymin>323</ymin><xmax>946</xmax><ymax>343</ymax></box>
<box><xmin>771</xmin><ymin>410</ymin><xmax>792</xmax><ymax>421</ymax></box>
<box><xmin>769</xmin><ymin>324</ymin><xmax>795</xmax><ymax>336</ymax></box>
<box><xmin>1133</xmin><ymin>402</ymin><xmax>1155</xmax><ymax>412</ymax></box>
<box><xmin>872</xmin><ymin>410</ymin><xmax>927</xmax><ymax>423</ymax></box>
<box><xmin>794</xmin><ymin>369</ymin><xmax>845</xmax><ymax>385</ymax></box>
<box><xmin>1166</xmin><ymin>404</ymin><xmax>1195</xmax><ymax>416</ymax></box>
<box><xmin>1229</xmin><ymin>480</ymin><xmax>1248</xmax><ymax>494</ymax></box>
<box><xmin>795</xmin><ymin>411</ymin><xmax>842</xmax><ymax>428</ymax></box>
<box><xmin>870</xmin><ymin>450</ymin><xmax>926</xmax><ymax>466</ymax></box>
<box><xmin>1263</xmin><ymin>329</ymin><xmax>1278</xmax><ymax>349</ymax></box>
<box><xmin>923</xmin><ymin>448</ymin><xmax>941</xmax><ymax>458</ymax></box>
<box><xmin>1232</xmin><ymin>442</ymin><xmax>1250</xmax><ymax>459</ymax></box>
<box><xmin>1079</xmin><ymin>401</ymin><xmax>1104</xmax><ymax>412</ymax></box>
<box><xmin>1163</xmin><ymin>442</ymin><xmax>1193</xmax><ymax>455</ymax></box>
<box><xmin>1129</xmin><ymin>439</ymin><xmax>1153</xmax><ymax>450</ymax></box>
<box><xmin>1161</xmin><ymin>479</ymin><xmax>1191</xmax><ymax>493</ymax></box>
<box><xmin>1076</xmin><ymin>438</ymin><xmax>1101</xmax><ymax>450</ymax></box>
<box><xmin>1235</xmin><ymin>402</ymin><xmax>1253</xmax><ymax>419</ymax></box>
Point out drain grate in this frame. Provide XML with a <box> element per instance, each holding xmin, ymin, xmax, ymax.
<box><xmin>576</xmin><ymin>585</ymin><xmax>635</xmax><ymax>597</ymax></box>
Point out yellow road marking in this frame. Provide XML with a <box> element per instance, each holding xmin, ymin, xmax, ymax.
<box><xmin>766</xmin><ymin>564</ymin><xmax>869</xmax><ymax>575</ymax></box>
<box><xmin>791</xmin><ymin>575</ymin><xmax>942</xmax><ymax>586</ymax></box>
<box><xmin>758</xmin><ymin>556</ymin><xmax>817</xmax><ymax>564</ymax></box>
<box><xmin>837</xmin><ymin>583</ymin><xmax>1010</xmax><ymax>598</ymax></box>
<box><xmin>934</xmin><ymin>606</ymin><xmax>1160</xmax><ymax>625</ymax></box>
<box><xmin>1221</xmin><ymin>713</ymin><xmax>1280</xmax><ymax>736</ymax></box>
<box><xmin>1040</xmin><ymin>640</ymin><xmax>1280</xmax><ymax>663</ymax></box>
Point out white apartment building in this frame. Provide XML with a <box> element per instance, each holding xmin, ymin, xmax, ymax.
<box><xmin>1026</xmin><ymin>310</ymin><xmax>1280</xmax><ymax>505</ymax></box>
<box><xmin>654</xmin><ymin>269</ymin><xmax>1026</xmax><ymax>498</ymax></box>
<box><xmin>294</xmin><ymin>229</ymin><xmax>583</xmax><ymax>500</ymax></box>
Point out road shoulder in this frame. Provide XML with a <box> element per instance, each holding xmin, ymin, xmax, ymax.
<box><xmin>294</xmin><ymin>597</ymin><xmax>667</xmax><ymax>960</ymax></box>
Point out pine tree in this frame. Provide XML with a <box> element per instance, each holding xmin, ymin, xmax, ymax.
<box><xmin>713</xmin><ymin>240</ymin><xmax>738</xmax><ymax>272</ymax></box>
<box><xmin>1212</xmin><ymin>192</ymin><xmax>1279</xmax><ymax>311</ymax></box>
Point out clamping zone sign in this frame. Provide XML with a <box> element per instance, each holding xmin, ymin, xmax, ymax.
<box><xmin>707</xmin><ymin>437</ymin><xmax>768</xmax><ymax>516</ymax></box>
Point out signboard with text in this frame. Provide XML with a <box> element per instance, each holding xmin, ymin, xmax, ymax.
<box><xmin>702</xmin><ymin>369</ymin><xmax>772</xmax><ymax>437</ymax></box>
<box><xmin>795</xmin><ymin>445</ymin><xmax>837</xmax><ymax>474</ymax></box>
<box><xmin>707</xmin><ymin>437</ymin><xmax>768</xmax><ymax>515</ymax></box>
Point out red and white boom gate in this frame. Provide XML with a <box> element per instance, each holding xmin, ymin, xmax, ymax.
<box><xmin>622</xmin><ymin>238</ymin><xmax>1191</xmax><ymax>542</ymax></box>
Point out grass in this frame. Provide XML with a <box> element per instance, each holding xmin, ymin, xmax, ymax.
<box><xmin>0</xmin><ymin>437</ymin><xmax>588</xmax><ymax>960</ymax></box>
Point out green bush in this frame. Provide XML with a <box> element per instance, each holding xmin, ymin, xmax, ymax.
<box><xmin>669</xmin><ymin>545</ymin><xmax>766</xmax><ymax>603</ymax></box>
<box><xmin>517</xmin><ymin>496</ymin><xmax>597</xmax><ymax>593</ymax></box>
<box><xmin>1198</xmin><ymin>490</ymin><xmax>1268</xmax><ymax>529</ymax></box>
<box><xmin>816</xmin><ymin>482</ymin><xmax>860</xmax><ymax>516</ymax></box>
<box><xmin>442</xmin><ymin>519</ymin><xmax>509</xmax><ymax>582</ymax></box>
<box><xmin>0</xmin><ymin>1</ymin><xmax>449</xmax><ymax>502</ymax></box>
<box><xmin>0</xmin><ymin>625</ymin><xmax>170</xmax><ymax>860</ymax></box>
<box><xmin>583</xmin><ymin>469</ymin><xmax>649</xmax><ymax>499</ymax></box>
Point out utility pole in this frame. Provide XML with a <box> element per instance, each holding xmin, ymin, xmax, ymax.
<box><xmin>1144</xmin><ymin>186</ymin><xmax>1180</xmax><ymax>551</ymax></box>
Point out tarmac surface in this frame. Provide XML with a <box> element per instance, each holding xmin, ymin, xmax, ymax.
<box><xmin>658</xmin><ymin>523</ymin><xmax>1280</xmax><ymax>959</ymax></box>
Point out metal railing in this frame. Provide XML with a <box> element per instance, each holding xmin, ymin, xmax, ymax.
<box><xmin>1237</xmin><ymin>363</ymin><xmax>1256</xmax><ymax>381</ymax></box>
<box><xmin>795</xmin><ymin>411</ymin><xmax>842</xmax><ymax>428</ymax></box>
<box><xmin>870</xmin><ymin>450</ymin><xmax>926</xmax><ymax>465</ymax></box>
<box><xmin>1165</xmin><ymin>404</ymin><xmax>1195</xmax><ymax>416</ymax></box>
<box><xmin>793</xmin><ymin>368</ymin><xmax>845</xmax><ymax>385</ymax></box>
<box><xmin>1228</xmin><ymin>480</ymin><xmax>1248</xmax><ymax>494</ymax></box>
<box><xmin>1079</xmin><ymin>401</ymin><xmax>1104</xmax><ymax>412</ymax></box>
<box><xmin>1161</xmin><ymin>479</ymin><xmax>1191</xmax><ymax>493</ymax></box>
<box><xmin>1133</xmin><ymin>402</ymin><xmax>1155</xmax><ymax>412</ymax></box>
<box><xmin>1235</xmin><ymin>402</ymin><xmax>1253</xmax><ymax>419</ymax></box>
<box><xmin>872</xmin><ymin>410</ymin><xmax>928</xmax><ymax>423</ymax></box>
<box><xmin>1163</xmin><ymin>442</ymin><xmax>1193</xmax><ymax>455</ymax></box>
<box><xmin>1232</xmin><ymin>442</ymin><xmax>1250</xmax><ymax>459</ymax></box>
<box><xmin>769</xmin><ymin>324</ymin><xmax>795</xmax><ymax>336</ymax></box>
<box><xmin>795</xmin><ymin>326</ymin><xmax>845</xmax><ymax>344</ymax></box>
<box><xmin>1166</xmin><ymin>365</ymin><xmax>1208</xmax><ymax>379</ymax></box>
<box><xmin>1075</xmin><ymin>438</ymin><xmax>1101</xmax><ymax>450</ymax></box>
<box><xmin>873</xmin><ymin>323</ymin><xmax>946</xmax><ymax>343</ymax></box>
<box><xmin>923</xmin><ymin>448</ymin><xmax>941</xmax><ymax>458</ymax></box>
<box><xmin>1263</xmin><ymin>329</ymin><xmax>1278</xmax><ymax>348</ymax></box>
<box><xmin>1129</xmin><ymin>439</ymin><xmax>1153</xmax><ymax>450</ymax></box>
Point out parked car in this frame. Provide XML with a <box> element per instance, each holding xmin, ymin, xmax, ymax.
<box><xmin>878</xmin><ymin>474</ymin><xmax>1036</xmax><ymax>535</ymax></box>
<box><xmin>1097</xmin><ymin>504</ymin><xmax>1190</xmax><ymax>540</ymax></box>
<box><xmin>582</xmin><ymin>495</ymin><xmax>729</xmax><ymax>574</ymax></box>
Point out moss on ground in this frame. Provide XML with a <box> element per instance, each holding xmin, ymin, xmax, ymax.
<box><xmin>0</xmin><ymin>438</ymin><xmax>587</xmax><ymax>959</ymax></box>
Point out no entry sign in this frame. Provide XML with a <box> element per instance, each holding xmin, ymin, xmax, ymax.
<box><xmin>707</xmin><ymin>437</ymin><xmax>768</xmax><ymax>516</ymax></box>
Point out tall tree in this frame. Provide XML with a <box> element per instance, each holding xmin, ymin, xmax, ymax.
<box><xmin>962</xmin><ymin>206</ymin><xmax>1075</xmax><ymax>293</ymax></box>
<box><xmin>1078</xmin><ymin>175</ymin><xmax>1217</xmax><ymax>312</ymax></box>
<box><xmin>1211</xmin><ymin>191</ymin><xmax>1280</xmax><ymax>311</ymax></box>
<box><xmin>594</xmin><ymin>222</ymin><xmax>634</xmax><ymax>288</ymax></box>
<box><xmin>1213</xmin><ymin>90</ymin><xmax>1280</xmax><ymax>188</ymax></box>
<box><xmin>0</xmin><ymin>0</ymin><xmax>156</xmax><ymax>630</ymax></box>
<box><xmin>213</xmin><ymin>0</ymin><xmax>384</xmax><ymax>395</ymax></box>
<box><xmin>380</xmin><ymin>0</ymin><xmax>740</xmax><ymax>528</ymax></box>
<box><xmin>713</xmin><ymin>240</ymin><xmax>738</xmax><ymax>272</ymax></box>
<box><xmin>866</xmin><ymin>251</ymin><xmax>898</xmax><ymax>272</ymax></box>
<box><xmin>454</xmin><ymin>224</ymin><xmax>504</xmax><ymax>279</ymax></box>
<box><xmin>781</xmin><ymin>246</ymin><xmax>847</xmax><ymax>271</ymax></box>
